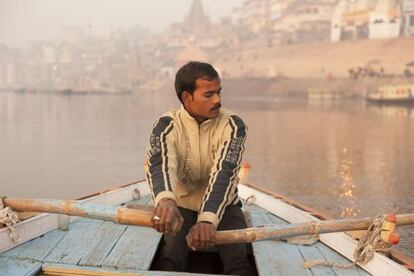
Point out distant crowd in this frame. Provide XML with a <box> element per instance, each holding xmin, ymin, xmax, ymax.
<box><xmin>348</xmin><ymin>66</ymin><xmax>385</xmax><ymax>79</ymax></box>
<box><xmin>348</xmin><ymin>66</ymin><xmax>412</xmax><ymax>79</ymax></box>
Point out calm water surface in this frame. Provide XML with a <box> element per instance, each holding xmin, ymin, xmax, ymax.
<box><xmin>1</xmin><ymin>91</ymin><xmax>413</xmax><ymax>257</ymax></box>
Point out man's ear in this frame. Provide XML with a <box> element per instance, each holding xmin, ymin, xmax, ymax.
<box><xmin>182</xmin><ymin>91</ymin><xmax>192</xmax><ymax>106</ymax></box>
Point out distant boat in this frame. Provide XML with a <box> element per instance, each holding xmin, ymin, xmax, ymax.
<box><xmin>366</xmin><ymin>84</ymin><xmax>414</xmax><ymax>104</ymax></box>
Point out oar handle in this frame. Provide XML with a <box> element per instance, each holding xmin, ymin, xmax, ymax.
<box><xmin>115</xmin><ymin>207</ymin><xmax>152</xmax><ymax>227</ymax></box>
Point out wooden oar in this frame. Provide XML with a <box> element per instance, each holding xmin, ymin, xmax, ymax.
<box><xmin>215</xmin><ymin>214</ymin><xmax>414</xmax><ymax>244</ymax></box>
<box><xmin>2</xmin><ymin>197</ymin><xmax>153</xmax><ymax>227</ymax></box>
<box><xmin>2</xmin><ymin>197</ymin><xmax>414</xmax><ymax>245</ymax></box>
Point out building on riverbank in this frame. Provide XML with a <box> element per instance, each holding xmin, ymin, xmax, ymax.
<box><xmin>331</xmin><ymin>0</ymin><xmax>402</xmax><ymax>41</ymax></box>
<box><xmin>403</xmin><ymin>0</ymin><xmax>414</xmax><ymax>36</ymax></box>
<box><xmin>231</xmin><ymin>0</ymin><xmax>336</xmax><ymax>46</ymax></box>
<box><xmin>271</xmin><ymin>0</ymin><xmax>336</xmax><ymax>45</ymax></box>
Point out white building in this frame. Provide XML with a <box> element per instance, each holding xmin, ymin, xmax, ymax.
<box><xmin>271</xmin><ymin>0</ymin><xmax>336</xmax><ymax>44</ymax></box>
<box><xmin>403</xmin><ymin>0</ymin><xmax>414</xmax><ymax>36</ymax></box>
<box><xmin>369</xmin><ymin>0</ymin><xmax>401</xmax><ymax>39</ymax></box>
<box><xmin>331</xmin><ymin>0</ymin><xmax>401</xmax><ymax>41</ymax></box>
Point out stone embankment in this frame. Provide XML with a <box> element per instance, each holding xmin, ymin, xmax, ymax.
<box><xmin>211</xmin><ymin>37</ymin><xmax>414</xmax><ymax>98</ymax></box>
<box><xmin>213</xmin><ymin>37</ymin><xmax>414</xmax><ymax>79</ymax></box>
<box><xmin>222</xmin><ymin>76</ymin><xmax>411</xmax><ymax>99</ymax></box>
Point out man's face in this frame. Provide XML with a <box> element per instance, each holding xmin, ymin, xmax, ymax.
<box><xmin>183</xmin><ymin>77</ymin><xmax>222</xmax><ymax>123</ymax></box>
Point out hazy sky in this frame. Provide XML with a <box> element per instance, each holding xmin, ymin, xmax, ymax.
<box><xmin>0</xmin><ymin>0</ymin><xmax>241</xmax><ymax>46</ymax></box>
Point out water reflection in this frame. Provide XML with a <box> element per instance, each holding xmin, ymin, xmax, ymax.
<box><xmin>338</xmin><ymin>147</ymin><xmax>360</xmax><ymax>218</ymax></box>
<box><xmin>366</xmin><ymin>103</ymin><xmax>414</xmax><ymax>119</ymax></box>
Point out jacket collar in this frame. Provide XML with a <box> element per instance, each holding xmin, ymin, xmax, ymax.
<box><xmin>180</xmin><ymin>105</ymin><xmax>216</xmax><ymax>126</ymax></box>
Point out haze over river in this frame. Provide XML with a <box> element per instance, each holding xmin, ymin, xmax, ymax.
<box><xmin>1</xmin><ymin>90</ymin><xmax>413</xmax><ymax>257</ymax></box>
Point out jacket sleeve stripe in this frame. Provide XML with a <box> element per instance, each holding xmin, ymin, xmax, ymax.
<box><xmin>216</xmin><ymin>118</ymin><xmax>238</xmax><ymax>217</ymax></box>
<box><xmin>200</xmin><ymin>115</ymin><xmax>246</xmax><ymax>219</ymax></box>
<box><xmin>145</xmin><ymin>171</ymin><xmax>155</xmax><ymax>200</ymax></box>
<box><xmin>161</xmin><ymin>122</ymin><xmax>174</xmax><ymax>191</ymax></box>
<box><xmin>146</xmin><ymin>116</ymin><xmax>174</xmax><ymax>198</ymax></box>
<box><xmin>217</xmin><ymin>117</ymin><xmax>246</xmax><ymax>218</ymax></box>
<box><xmin>199</xmin><ymin>140</ymin><xmax>230</xmax><ymax>211</ymax></box>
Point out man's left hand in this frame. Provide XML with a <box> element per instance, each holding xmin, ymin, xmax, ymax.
<box><xmin>186</xmin><ymin>222</ymin><xmax>216</xmax><ymax>251</ymax></box>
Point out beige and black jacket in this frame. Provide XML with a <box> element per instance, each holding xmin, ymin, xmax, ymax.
<box><xmin>145</xmin><ymin>105</ymin><xmax>247</xmax><ymax>228</ymax></box>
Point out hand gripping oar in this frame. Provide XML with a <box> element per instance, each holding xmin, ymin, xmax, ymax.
<box><xmin>1</xmin><ymin>197</ymin><xmax>185</xmax><ymax>233</ymax></box>
<box><xmin>2</xmin><ymin>197</ymin><xmax>414</xmax><ymax>244</ymax></box>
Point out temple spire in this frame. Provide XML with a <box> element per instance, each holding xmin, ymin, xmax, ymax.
<box><xmin>186</xmin><ymin>0</ymin><xmax>209</xmax><ymax>33</ymax></box>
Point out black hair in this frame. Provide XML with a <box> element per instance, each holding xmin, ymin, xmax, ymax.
<box><xmin>174</xmin><ymin>61</ymin><xmax>219</xmax><ymax>104</ymax></box>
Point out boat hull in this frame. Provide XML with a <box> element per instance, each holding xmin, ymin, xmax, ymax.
<box><xmin>1</xmin><ymin>181</ymin><xmax>413</xmax><ymax>275</ymax></box>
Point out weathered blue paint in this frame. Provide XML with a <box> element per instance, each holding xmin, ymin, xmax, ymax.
<box><xmin>78</xmin><ymin>222</ymin><xmax>127</xmax><ymax>267</ymax></box>
<box><xmin>101</xmin><ymin>225</ymin><xmax>161</xmax><ymax>270</ymax></box>
<box><xmin>296</xmin><ymin>244</ymin><xmax>336</xmax><ymax>276</ymax></box>
<box><xmin>0</xmin><ymin>256</ymin><xmax>42</xmax><ymax>276</ymax></box>
<box><xmin>3</xmin><ymin>229</ymin><xmax>66</xmax><ymax>261</ymax></box>
<box><xmin>248</xmin><ymin>207</ymin><xmax>371</xmax><ymax>276</ymax></box>
<box><xmin>250</xmin><ymin>211</ymin><xmax>313</xmax><ymax>276</ymax></box>
<box><xmin>72</xmin><ymin>201</ymin><xmax>118</xmax><ymax>221</ymax></box>
<box><xmin>315</xmin><ymin>242</ymin><xmax>370</xmax><ymax>276</ymax></box>
<box><xmin>42</xmin><ymin>195</ymin><xmax>161</xmax><ymax>270</ymax></box>
<box><xmin>44</xmin><ymin>221</ymin><xmax>124</xmax><ymax>264</ymax></box>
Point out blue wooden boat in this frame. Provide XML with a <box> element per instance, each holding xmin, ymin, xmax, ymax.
<box><xmin>1</xmin><ymin>180</ymin><xmax>413</xmax><ymax>275</ymax></box>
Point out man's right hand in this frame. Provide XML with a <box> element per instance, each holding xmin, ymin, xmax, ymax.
<box><xmin>151</xmin><ymin>198</ymin><xmax>183</xmax><ymax>234</ymax></box>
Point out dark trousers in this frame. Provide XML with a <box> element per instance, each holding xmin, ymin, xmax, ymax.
<box><xmin>155</xmin><ymin>205</ymin><xmax>253</xmax><ymax>276</ymax></box>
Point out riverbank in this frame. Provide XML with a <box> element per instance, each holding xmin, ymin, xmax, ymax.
<box><xmin>214</xmin><ymin>37</ymin><xmax>414</xmax><ymax>79</ymax></box>
<box><xmin>222</xmin><ymin>76</ymin><xmax>413</xmax><ymax>99</ymax></box>
<box><xmin>136</xmin><ymin>75</ymin><xmax>413</xmax><ymax>100</ymax></box>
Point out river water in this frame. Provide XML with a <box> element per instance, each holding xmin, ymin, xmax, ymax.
<box><xmin>1</xmin><ymin>90</ymin><xmax>413</xmax><ymax>258</ymax></box>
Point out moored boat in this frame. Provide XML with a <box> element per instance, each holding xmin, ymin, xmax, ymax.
<box><xmin>1</xmin><ymin>179</ymin><xmax>413</xmax><ymax>275</ymax></box>
<box><xmin>366</xmin><ymin>84</ymin><xmax>414</xmax><ymax>104</ymax></box>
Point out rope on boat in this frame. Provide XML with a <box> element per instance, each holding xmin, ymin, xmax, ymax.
<box><xmin>302</xmin><ymin>214</ymin><xmax>392</xmax><ymax>270</ymax></box>
<box><xmin>0</xmin><ymin>206</ymin><xmax>21</xmax><ymax>243</ymax></box>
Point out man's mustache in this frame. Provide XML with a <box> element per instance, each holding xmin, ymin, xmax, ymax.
<box><xmin>211</xmin><ymin>104</ymin><xmax>222</xmax><ymax>111</ymax></box>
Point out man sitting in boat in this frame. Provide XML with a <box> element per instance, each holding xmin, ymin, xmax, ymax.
<box><xmin>145</xmin><ymin>61</ymin><xmax>252</xmax><ymax>275</ymax></box>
